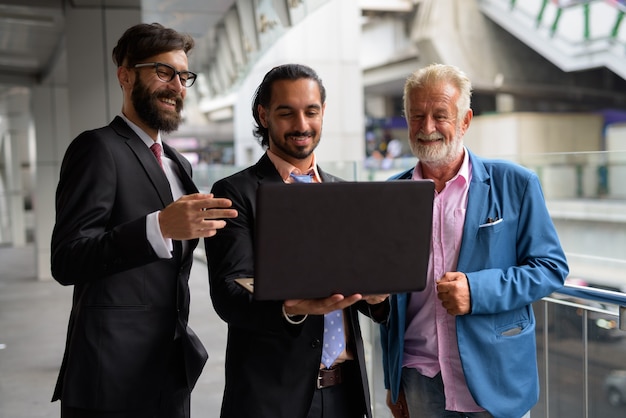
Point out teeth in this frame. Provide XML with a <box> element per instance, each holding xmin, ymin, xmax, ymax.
<box><xmin>161</xmin><ymin>98</ymin><xmax>176</xmax><ymax>105</ymax></box>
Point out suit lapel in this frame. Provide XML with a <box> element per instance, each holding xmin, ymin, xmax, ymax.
<box><xmin>254</xmin><ymin>153</ymin><xmax>284</xmax><ymax>183</ymax></box>
<box><xmin>128</xmin><ymin>139</ymin><xmax>174</xmax><ymax>206</ymax></box>
<box><xmin>163</xmin><ymin>142</ymin><xmax>199</xmax><ymax>194</ymax></box>
<box><xmin>458</xmin><ymin>152</ymin><xmax>489</xmax><ymax>270</ymax></box>
<box><xmin>110</xmin><ymin>117</ymin><xmax>174</xmax><ymax>206</ymax></box>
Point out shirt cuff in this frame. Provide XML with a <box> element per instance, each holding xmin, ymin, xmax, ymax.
<box><xmin>147</xmin><ymin>211</ymin><xmax>173</xmax><ymax>259</ymax></box>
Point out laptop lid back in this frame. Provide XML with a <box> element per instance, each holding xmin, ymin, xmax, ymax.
<box><xmin>253</xmin><ymin>180</ymin><xmax>434</xmax><ymax>300</ymax></box>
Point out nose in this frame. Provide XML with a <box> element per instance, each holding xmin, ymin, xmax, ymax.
<box><xmin>167</xmin><ymin>75</ymin><xmax>185</xmax><ymax>94</ymax></box>
<box><xmin>293</xmin><ymin>111</ymin><xmax>308</xmax><ymax>131</ymax></box>
<box><xmin>421</xmin><ymin>115</ymin><xmax>436</xmax><ymax>134</ymax></box>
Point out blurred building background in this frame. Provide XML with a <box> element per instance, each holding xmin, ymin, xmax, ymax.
<box><xmin>1</xmin><ymin>0</ymin><xmax>624</xmax><ymax>287</ymax></box>
<box><xmin>1</xmin><ymin>1</ymin><xmax>626</xmax><ymax>416</ymax></box>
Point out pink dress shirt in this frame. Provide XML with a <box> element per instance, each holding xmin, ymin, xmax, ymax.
<box><xmin>403</xmin><ymin>150</ymin><xmax>485</xmax><ymax>413</ymax></box>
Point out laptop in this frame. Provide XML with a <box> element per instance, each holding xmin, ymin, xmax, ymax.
<box><xmin>248</xmin><ymin>180</ymin><xmax>434</xmax><ymax>301</ymax></box>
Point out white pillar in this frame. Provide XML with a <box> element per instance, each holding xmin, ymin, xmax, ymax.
<box><xmin>31</xmin><ymin>4</ymin><xmax>140</xmax><ymax>280</ymax></box>
<box><xmin>233</xmin><ymin>0</ymin><xmax>365</xmax><ymax>169</ymax></box>
<box><xmin>64</xmin><ymin>6</ymin><xmax>140</xmax><ymax>137</ymax></box>
<box><xmin>31</xmin><ymin>85</ymin><xmax>70</xmax><ymax>280</ymax></box>
<box><xmin>2</xmin><ymin>89</ymin><xmax>30</xmax><ymax>247</ymax></box>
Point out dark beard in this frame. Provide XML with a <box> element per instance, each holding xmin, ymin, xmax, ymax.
<box><xmin>131</xmin><ymin>77</ymin><xmax>183</xmax><ymax>133</ymax></box>
<box><xmin>269</xmin><ymin>129</ymin><xmax>319</xmax><ymax>160</ymax></box>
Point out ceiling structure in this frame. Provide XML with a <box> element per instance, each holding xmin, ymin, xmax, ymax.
<box><xmin>0</xmin><ymin>0</ymin><xmax>235</xmax><ymax>90</ymax></box>
<box><xmin>2</xmin><ymin>0</ymin><xmax>625</xmax><ymax>115</ymax></box>
<box><xmin>0</xmin><ymin>0</ymin><xmax>65</xmax><ymax>87</ymax></box>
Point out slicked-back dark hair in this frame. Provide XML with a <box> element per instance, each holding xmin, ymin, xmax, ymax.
<box><xmin>112</xmin><ymin>22</ymin><xmax>195</xmax><ymax>68</ymax></box>
<box><xmin>252</xmin><ymin>64</ymin><xmax>326</xmax><ymax>148</ymax></box>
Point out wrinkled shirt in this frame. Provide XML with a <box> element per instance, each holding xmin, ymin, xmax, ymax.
<box><xmin>403</xmin><ymin>149</ymin><xmax>485</xmax><ymax>412</ymax></box>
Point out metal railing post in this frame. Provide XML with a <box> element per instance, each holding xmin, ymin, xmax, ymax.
<box><xmin>582</xmin><ymin>310</ymin><xmax>589</xmax><ymax>418</ymax></box>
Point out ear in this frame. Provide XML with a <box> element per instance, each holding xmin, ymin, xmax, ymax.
<box><xmin>459</xmin><ymin>108</ymin><xmax>473</xmax><ymax>136</ymax></box>
<box><xmin>117</xmin><ymin>66</ymin><xmax>132</xmax><ymax>89</ymax></box>
<box><xmin>258</xmin><ymin>104</ymin><xmax>268</xmax><ymax>128</ymax></box>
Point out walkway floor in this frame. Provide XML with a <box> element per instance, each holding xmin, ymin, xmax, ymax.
<box><xmin>0</xmin><ymin>244</ymin><xmax>226</xmax><ymax>418</ymax></box>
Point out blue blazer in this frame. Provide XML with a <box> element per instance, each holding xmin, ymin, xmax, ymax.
<box><xmin>381</xmin><ymin>150</ymin><xmax>568</xmax><ymax>418</ymax></box>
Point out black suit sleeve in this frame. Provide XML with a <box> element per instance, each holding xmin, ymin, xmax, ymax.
<box><xmin>205</xmin><ymin>175</ymin><xmax>294</xmax><ymax>332</ymax></box>
<box><xmin>51</xmin><ymin>130</ymin><xmax>160</xmax><ymax>285</ymax></box>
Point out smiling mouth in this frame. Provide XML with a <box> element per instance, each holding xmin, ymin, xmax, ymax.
<box><xmin>160</xmin><ymin>97</ymin><xmax>177</xmax><ymax>107</ymax></box>
<box><xmin>416</xmin><ymin>134</ymin><xmax>443</xmax><ymax>143</ymax></box>
<box><xmin>288</xmin><ymin>135</ymin><xmax>312</xmax><ymax>143</ymax></box>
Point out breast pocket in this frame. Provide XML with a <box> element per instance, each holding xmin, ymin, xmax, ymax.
<box><xmin>475</xmin><ymin>218</ymin><xmax>516</xmax><ymax>267</ymax></box>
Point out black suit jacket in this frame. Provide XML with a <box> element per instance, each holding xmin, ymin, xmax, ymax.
<box><xmin>51</xmin><ymin>116</ymin><xmax>207</xmax><ymax>410</ymax></box>
<box><xmin>205</xmin><ymin>153</ymin><xmax>375</xmax><ymax>418</ymax></box>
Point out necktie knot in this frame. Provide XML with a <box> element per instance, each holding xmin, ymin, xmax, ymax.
<box><xmin>150</xmin><ymin>143</ymin><xmax>163</xmax><ymax>169</ymax></box>
<box><xmin>290</xmin><ymin>172</ymin><xmax>313</xmax><ymax>183</ymax></box>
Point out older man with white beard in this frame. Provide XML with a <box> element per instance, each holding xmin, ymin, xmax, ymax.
<box><xmin>380</xmin><ymin>63</ymin><xmax>569</xmax><ymax>418</ymax></box>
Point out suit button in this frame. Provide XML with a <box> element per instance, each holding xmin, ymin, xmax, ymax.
<box><xmin>311</xmin><ymin>339</ymin><xmax>321</xmax><ymax>348</ymax></box>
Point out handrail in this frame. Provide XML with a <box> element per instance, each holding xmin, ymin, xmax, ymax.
<box><xmin>552</xmin><ymin>283</ymin><xmax>626</xmax><ymax>330</ymax></box>
<box><xmin>556</xmin><ymin>283</ymin><xmax>626</xmax><ymax>305</ymax></box>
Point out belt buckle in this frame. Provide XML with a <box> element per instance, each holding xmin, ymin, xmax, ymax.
<box><xmin>317</xmin><ymin>366</ymin><xmax>340</xmax><ymax>389</ymax></box>
<box><xmin>317</xmin><ymin>368</ymin><xmax>330</xmax><ymax>389</ymax></box>
<box><xmin>316</xmin><ymin>373</ymin><xmax>324</xmax><ymax>389</ymax></box>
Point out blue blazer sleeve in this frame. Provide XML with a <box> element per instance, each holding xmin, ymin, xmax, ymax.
<box><xmin>455</xmin><ymin>151</ymin><xmax>568</xmax><ymax>418</ymax></box>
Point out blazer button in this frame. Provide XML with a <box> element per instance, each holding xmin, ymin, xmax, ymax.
<box><xmin>311</xmin><ymin>339</ymin><xmax>321</xmax><ymax>348</ymax></box>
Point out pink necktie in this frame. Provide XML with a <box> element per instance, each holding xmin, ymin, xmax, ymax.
<box><xmin>150</xmin><ymin>143</ymin><xmax>163</xmax><ymax>169</ymax></box>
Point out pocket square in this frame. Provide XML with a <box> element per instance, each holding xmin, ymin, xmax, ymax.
<box><xmin>479</xmin><ymin>217</ymin><xmax>503</xmax><ymax>228</ymax></box>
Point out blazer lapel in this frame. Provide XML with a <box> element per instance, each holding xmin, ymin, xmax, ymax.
<box><xmin>457</xmin><ymin>152</ymin><xmax>489</xmax><ymax>269</ymax></box>
<box><xmin>110</xmin><ymin>117</ymin><xmax>174</xmax><ymax>206</ymax></box>
<box><xmin>254</xmin><ymin>153</ymin><xmax>284</xmax><ymax>183</ymax></box>
<box><xmin>162</xmin><ymin>142</ymin><xmax>199</xmax><ymax>194</ymax></box>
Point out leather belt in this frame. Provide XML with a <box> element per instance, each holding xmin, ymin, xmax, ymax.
<box><xmin>317</xmin><ymin>364</ymin><xmax>343</xmax><ymax>389</ymax></box>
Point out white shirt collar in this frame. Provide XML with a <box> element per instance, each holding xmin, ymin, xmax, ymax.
<box><xmin>119</xmin><ymin>113</ymin><xmax>162</xmax><ymax>149</ymax></box>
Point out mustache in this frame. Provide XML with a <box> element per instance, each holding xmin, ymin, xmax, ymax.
<box><xmin>286</xmin><ymin>131</ymin><xmax>315</xmax><ymax>138</ymax></box>
<box><xmin>416</xmin><ymin>132</ymin><xmax>444</xmax><ymax>141</ymax></box>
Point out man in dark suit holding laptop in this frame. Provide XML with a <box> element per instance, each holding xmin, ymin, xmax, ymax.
<box><xmin>51</xmin><ymin>23</ymin><xmax>237</xmax><ymax>418</ymax></box>
<box><xmin>204</xmin><ymin>63</ymin><xmax>389</xmax><ymax>418</ymax></box>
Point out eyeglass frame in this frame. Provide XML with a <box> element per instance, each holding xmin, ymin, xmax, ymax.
<box><xmin>133</xmin><ymin>62</ymin><xmax>197</xmax><ymax>87</ymax></box>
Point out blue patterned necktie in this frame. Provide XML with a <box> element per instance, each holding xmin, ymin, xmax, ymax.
<box><xmin>289</xmin><ymin>170</ymin><xmax>345</xmax><ymax>368</ymax></box>
<box><xmin>289</xmin><ymin>172</ymin><xmax>313</xmax><ymax>183</ymax></box>
<box><xmin>322</xmin><ymin>310</ymin><xmax>345</xmax><ymax>368</ymax></box>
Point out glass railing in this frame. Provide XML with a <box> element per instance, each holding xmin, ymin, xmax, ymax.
<box><xmin>194</xmin><ymin>150</ymin><xmax>626</xmax><ymax>199</ymax></box>
<box><xmin>532</xmin><ymin>285</ymin><xmax>626</xmax><ymax>417</ymax></box>
<box><xmin>364</xmin><ymin>285</ymin><xmax>626</xmax><ymax>418</ymax></box>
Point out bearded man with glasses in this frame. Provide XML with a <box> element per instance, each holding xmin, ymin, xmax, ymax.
<box><xmin>50</xmin><ymin>22</ymin><xmax>237</xmax><ymax>418</ymax></box>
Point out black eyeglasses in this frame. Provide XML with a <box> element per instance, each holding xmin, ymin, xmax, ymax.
<box><xmin>134</xmin><ymin>62</ymin><xmax>197</xmax><ymax>87</ymax></box>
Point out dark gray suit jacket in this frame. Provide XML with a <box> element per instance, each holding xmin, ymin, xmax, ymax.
<box><xmin>205</xmin><ymin>153</ymin><xmax>376</xmax><ymax>418</ymax></box>
<box><xmin>51</xmin><ymin>116</ymin><xmax>207</xmax><ymax>410</ymax></box>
